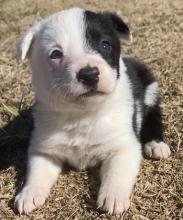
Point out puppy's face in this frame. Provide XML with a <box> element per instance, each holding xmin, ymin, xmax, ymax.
<box><xmin>18</xmin><ymin>8</ymin><xmax>131</xmax><ymax>108</ymax></box>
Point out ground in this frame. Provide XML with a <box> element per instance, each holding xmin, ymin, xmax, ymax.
<box><xmin>0</xmin><ymin>0</ymin><xmax>182</xmax><ymax>219</ymax></box>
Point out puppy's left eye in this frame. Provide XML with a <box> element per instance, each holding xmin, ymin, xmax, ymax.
<box><xmin>49</xmin><ymin>50</ymin><xmax>63</xmax><ymax>59</ymax></box>
<box><xmin>99</xmin><ymin>40</ymin><xmax>112</xmax><ymax>54</ymax></box>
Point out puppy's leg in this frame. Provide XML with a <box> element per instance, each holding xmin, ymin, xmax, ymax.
<box><xmin>97</xmin><ymin>147</ymin><xmax>141</xmax><ymax>214</ymax></box>
<box><xmin>14</xmin><ymin>153</ymin><xmax>61</xmax><ymax>214</ymax></box>
<box><xmin>141</xmin><ymin>104</ymin><xmax>171</xmax><ymax>159</ymax></box>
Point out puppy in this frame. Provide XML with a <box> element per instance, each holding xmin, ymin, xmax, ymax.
<box><xmin>14</xmin><ymin>8</ymin><xmax>171</xmax><ymax>215</ymax></box>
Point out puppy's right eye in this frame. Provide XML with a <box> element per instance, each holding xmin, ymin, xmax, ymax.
<box><xmin>49</xmin><ymin>50</ymin><xmax>63</xmax><ymax>59</ymax></box>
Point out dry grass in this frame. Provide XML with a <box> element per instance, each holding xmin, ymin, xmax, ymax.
<box><xmin>0</xmin><ymin>0</ymin><xmax>183</xmax><ymax>219</ymax></box>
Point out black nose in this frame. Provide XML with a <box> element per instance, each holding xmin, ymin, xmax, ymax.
<box><xmin>77</xmin><ymin>66</ymin><xmax>99</xmax><ymax>88</ymax></box>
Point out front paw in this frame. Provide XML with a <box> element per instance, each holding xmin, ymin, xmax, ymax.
<box><xmin>14</xmin><ymin>185</ymin><xmax>49</xmax><ymax>214</ymax></box>
<box><xmin>144</xmin><ymin>141</ymin><xmax>171</xmax><ymax>159</ymax></box>
<box><xmin>97</xmin><ymin>184</ymin><xmax>130</xmax><ymax>214</ymax></box>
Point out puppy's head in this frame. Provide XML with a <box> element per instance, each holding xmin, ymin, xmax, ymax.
<box><xmin>17</xmin><ymin>8</ymin><xmax>131</xmax><ymax>110</ymax></box>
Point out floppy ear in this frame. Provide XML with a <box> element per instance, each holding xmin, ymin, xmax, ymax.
<box><xmin>105</xmin><ymin>13</ymin><xmax>132</xmax><ymax>42</ymax></box>
<box><xmin>16</xmin><ymin>24</ymin><xmax>39</xmax><ymax>61</ymax></box>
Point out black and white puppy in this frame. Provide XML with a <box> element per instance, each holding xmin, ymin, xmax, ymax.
<box><xmin>15</xmin><ymin>8</ymin><xmax>171</xmax><ymax>215</ymax></box>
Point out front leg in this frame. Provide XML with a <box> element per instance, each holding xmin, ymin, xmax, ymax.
<box><xmin>141</xmin><ymin>104</ymin><xmax>171</xmax><ymax>159</ymax></box>
<box><xmin>14</xmin><ymin>153</ymin><xmax>61</xmax><ymax>214</ymax></box>
<box><xmin>97</xmin><ymin>147</ymin><xmax>141</xmax><ymax>214</ymax></box>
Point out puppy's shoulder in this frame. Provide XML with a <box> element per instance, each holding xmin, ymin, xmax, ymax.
<box><xmin>122</xmin><ymin>56</ymin><xmax>156</xmax><ymax>88</ymax></box>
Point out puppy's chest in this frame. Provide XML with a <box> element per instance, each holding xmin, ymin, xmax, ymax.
<box><xmin>56</xmin><ymin>116</ymin><xmax>119</xmax><ymax>169</ymax></box>
<box><xmin>61</xmin><ymin>116</ymin><xmax>114</xmax><ymax>149</ymax></box>
<box><xmin>64</xmin><ymin>120</ymin><xmax>94</xmax><ymax>147</ymax></box>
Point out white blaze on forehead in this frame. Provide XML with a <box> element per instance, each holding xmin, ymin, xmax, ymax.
<box><xmin>144</xmin><ymin>82</ymin><xmax>159</xmax><ymax>106</ymax></box>
<box><xmin>38</xmin><ymin>8</ymin><xmax>86</xmax><ymax>59</ymax></box>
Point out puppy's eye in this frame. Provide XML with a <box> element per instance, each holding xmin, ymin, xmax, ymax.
<box><xmin>49</xmin><ymin>50</ymin><xmax>63</xmax><ymax>59</ymax></box>
<box><xmin>99</xmin><ymin>40</ymin><xmax>112</xmax><ymax>54</ymax></box>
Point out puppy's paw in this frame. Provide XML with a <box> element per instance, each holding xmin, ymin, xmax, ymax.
<box><xmin>14</xmin><ymin>185</ymin><xmax>49</xmax><ymax>214</ymax></box>
<box><xmin>97</xmin><ymin>185</ymin><xmax>130</xmax><ymax>214</ymax></box>
<box><xmin>144</xmin><ymin>141</ymin><xmax>171</xmax><ymax>159</ymax></box>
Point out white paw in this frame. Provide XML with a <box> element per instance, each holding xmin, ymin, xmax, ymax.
<box><xmin>97</xmin><ymin>184</ymin><xmax>130</xmax><ymax>214</ymax></box>
<box><xmin>14</xmin><ymin>185</ymin><xmax>49</xmax><ymax>214</ymax></box>
<box><xmin>144</xmin><ymin>141</ymin><xmax>171</xmax><ymax>159</ymax></box>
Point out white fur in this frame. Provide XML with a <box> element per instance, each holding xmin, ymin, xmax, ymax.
<box><xmin>144</xmin><ymin>141</ymin><xmax>171</xmax><ymax>159</ymax></box>
<box><xmin>144</xmin><ymin>82</ymin><xmax>159</xmax><ymax>106</ymax></box>
<box><xmin>15</xmin><ymin>8</ymin><xmax>142</xmax><ymax>214</ymax></box>
<box><xmin>14</xmin><ymin>156</ymin><xmax>61</xmax><ymax>214</ymax></box>
<box><xmin>135</xmin><ymin>100</ymin><xmax>142</xmax><ymax>134</ymax></box>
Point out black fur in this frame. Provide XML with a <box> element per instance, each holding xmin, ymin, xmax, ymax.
<box><xmin>123</xmin><ymin>57</ymin><xmax>156</xmax><ymax>100</ymax></box>
<box><xmin>140</xmin><ymin>104</ymin><xmax>164</xmax><ymax>144</ymax></box>
<box><xmin>84</xmin><ymin>11</ymin><xmax>130</xmax><ymax>79</ymax></box>
<box><xmin>102</xmin><ymin>12</ymin><xmax>131</xmax><ymax>39</ymax></box>
<box><xmin>123</xmin><ymin>57</ymin><xmax>164</xmax><ymax>145</ymax></box>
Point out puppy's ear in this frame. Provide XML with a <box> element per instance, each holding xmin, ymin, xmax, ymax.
<box><xmin>105</xmin><ymin>13</ymin><xmax>132</xmax><ymax>42</ymax></box>
<box><xmin>17</xmin><ymin>24</ymin><xmax>39</xmax><ymax>61</ymax></box>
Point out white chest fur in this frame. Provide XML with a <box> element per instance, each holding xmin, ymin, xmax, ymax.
<box><xmin>30</xmin><ymin>66</ymin><xmax>136</xmax><ymax>170</ymax></box>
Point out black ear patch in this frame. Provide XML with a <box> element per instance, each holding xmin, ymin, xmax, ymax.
<box><xmin>103</xmin><ymin>13</ymin><xmax>132</xmax><ymax>41</ymax></box>
<box><xmin>84</xmin><ymin>10</ymin><xmax>131</xmax><ymax>79</ymax></box>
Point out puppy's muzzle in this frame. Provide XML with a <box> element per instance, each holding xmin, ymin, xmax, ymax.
<box><xmin>77</xmin><ymin>66</ymin><xmax>99</xmax><ymax>89</ymax></box>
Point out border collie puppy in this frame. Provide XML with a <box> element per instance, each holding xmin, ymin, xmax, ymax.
<box><xmin>15</xmin><ymin>8</ymin><xmax>171</xmax><ymax>215</ymax></box>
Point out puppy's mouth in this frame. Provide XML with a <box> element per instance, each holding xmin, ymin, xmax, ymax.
<box><xmin>79</xmin><ymin>90</ymin><xmax>106</xmax><ymax>97</ymax></box>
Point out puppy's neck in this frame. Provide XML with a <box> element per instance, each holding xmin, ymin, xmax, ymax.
<box><xmin>33</xmin><ymin>95</ymin><xmax>107</xmax><ymax>114</ymax></box>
